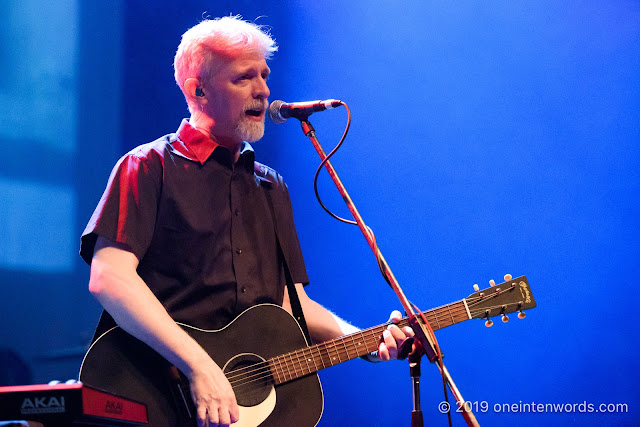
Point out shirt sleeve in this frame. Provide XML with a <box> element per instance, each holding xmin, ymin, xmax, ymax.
<box><xmin>80</xmin><ymin>149</ymin><xmax>163</xmax><ymax>264</ymax></box>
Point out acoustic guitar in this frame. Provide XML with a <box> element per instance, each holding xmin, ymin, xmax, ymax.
<box><xmin>79</xmin><ymin>275</ymin><xmax>535</xmax><ymax>426</ymax></box>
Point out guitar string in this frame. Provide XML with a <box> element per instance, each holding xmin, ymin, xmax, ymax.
<box><xmin>226</xmin><ymin>295</ymin><xmax>504</xmax><ymax>388</ymax></box>
<box><xmin>225</xmin><ymin>292</ymin><xmax>523</xmax><ymax>391</ymax></box>
<box><xmin>225</xmin><ymin>323</ymin><xmax>387</xmax><ymax>386</ymax></box>
<box><xmin>224</xmin><ymin>297</ymin><xmax>492</xmax><ymax>385</ymax></box>
<box><xmin>227</xmin><ymin>318</ymin><xmax>457</xmax><ymax>394</ymax></box>
<box><xmin>229</xmin><ymin>302</ymin><xmax>523</xmax><ymax>400</ymax></box>
<box><xmin>226</xmin><ymin>315</ymin><xmax>426</xmax><ymax>385</ymax></box>
<box><xmin>227</xmin><ymin>328</ymin><xmax>388</xmax><ymax>398</ymax></box>
<box><xmin>225</xmin><ymin>302</ymin><xmax>473</xmax><ymax>388</ymax></box>
<box><xmin>225</xmin><ymin>327</ymin><xmax>384</xmax><ymax>387</ymax></box>
<box><xmin>229</xmin><ymin>300</ymin><xmax>522</xmax><ymax>399</ymax></box>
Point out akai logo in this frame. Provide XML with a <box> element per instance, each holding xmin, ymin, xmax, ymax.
<box><xmin>20</xmin><ymin>396</ymin><xmax>66</xmax><ymax>415</ymax></box>
<box><xmin>105</xmin><ymin>400</ymin><xmax>123</xmax><ymax>415</ymax></box>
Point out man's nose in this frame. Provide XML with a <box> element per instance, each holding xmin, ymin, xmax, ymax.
<box><xmin>254</xmin><ymin>78</ymin><xmax>270</xmax><ymax>99</ymax></box>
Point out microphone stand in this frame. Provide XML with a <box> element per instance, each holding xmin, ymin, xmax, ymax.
<box><xmin>298</xmin><ymin>118</ymin><xmax>480</xmax><ymax>427</ymax></box>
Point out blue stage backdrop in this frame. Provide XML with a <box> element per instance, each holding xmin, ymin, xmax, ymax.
<box><xmin>1</xmin><ymin>0</ymin><xmax>637</xmax><ymax>425</ymax></box>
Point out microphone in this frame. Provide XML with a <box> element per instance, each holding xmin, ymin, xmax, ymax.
<box><xmin>268</xmin><ymin>99</ymin><xmax>342</xmax><ymax>124</ymax></box>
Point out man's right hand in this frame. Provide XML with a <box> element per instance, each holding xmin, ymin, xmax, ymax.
<box><xmin>90</xmin><ymin>237</ymin><xmax>240</xmax><ymax>426</ymax></box>
<box><xmin>187</xmin><ymin>361</ymin><xmax>240</xmax><ymax>426</ymax></box>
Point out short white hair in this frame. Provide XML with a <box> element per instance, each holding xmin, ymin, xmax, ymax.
<box><xmin>174</xmin><ymin>16</ymin><xmax>277</xmax><ymax>94</ymax></box>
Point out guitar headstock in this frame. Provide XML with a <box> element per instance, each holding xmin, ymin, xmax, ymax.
<box><xmin>466</xmin><ymin>275</ymin><xmax>535</xmax><ymax>326</ymax></box>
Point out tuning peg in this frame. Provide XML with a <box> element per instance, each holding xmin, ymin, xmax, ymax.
<box><xmin>518</xmin><ymin>311</ymin><xmax>526</xmax><ymax>319</ymax></box>
<box><xmin>501</xmin><ymin>314</ymin><xmax>509</xmax><ymax>323</ymax></box>
<box><xmin>485</xmin><ymin>318</ymin><xmax>493</xmax><ymax>327</ymax></box>
<box><xmin>473</xmin><ymin>284</ymin><xmax>479</xmax><ymax>291</ymax></box>
<box><xmin>489</xmin><ymin>279</ymin><xmax>496</xmax><ymax>287</ymax></box>
<box><xmin>504</xmin><ymin>274</ymin><xmax>512</xmax><ymax>281</ymax></box>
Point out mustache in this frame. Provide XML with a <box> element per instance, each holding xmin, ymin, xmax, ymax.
<box><xmin>244</xmin><ymin>100</ymin><xmax>268</xmax><ymax>111</ymax></box>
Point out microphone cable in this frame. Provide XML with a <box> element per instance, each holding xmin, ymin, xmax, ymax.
<box><xmin>310</xmin><ymin>101</ymin><xmax>452</xmax><ymax>427</ymax></box>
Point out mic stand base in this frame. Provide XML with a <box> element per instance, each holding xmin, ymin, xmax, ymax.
<box><xmin>410</xmin><ymin>351</ymin><xmax>424</xmax><ymax>427</ymax></box>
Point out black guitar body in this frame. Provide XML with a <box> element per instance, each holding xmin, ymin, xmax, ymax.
<box><xmin>79</xmin><ymin>304</ymin><xmax>324</xmax><ymax>426</ymax></box>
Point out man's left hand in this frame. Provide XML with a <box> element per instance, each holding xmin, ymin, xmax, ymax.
<box><xmin>378</xmin><ymin>310</ymin><xmax>415</xmax><ymax>361</ymax></box>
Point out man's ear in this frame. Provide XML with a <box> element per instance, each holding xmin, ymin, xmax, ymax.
<box><xmin>184</xmin><ymin>78</ymin><xmax>206</xmax><ymax>102</ymax></box>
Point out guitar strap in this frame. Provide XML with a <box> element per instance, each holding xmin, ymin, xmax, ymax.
<box><xmin>259</xmin><ymin>170</ymin><xmax>312</xmax><ymax>344</ymax></box>
<box><xmin>281</xmin><ymin>246</ymin><xmax>312</xmax><ymax>345</ymax></box>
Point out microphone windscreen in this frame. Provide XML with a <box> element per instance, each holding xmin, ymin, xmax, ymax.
<box><xmin>267</xmin><ymin>100</ymin><xmax>286</xmax><ymax>124</ymax></box>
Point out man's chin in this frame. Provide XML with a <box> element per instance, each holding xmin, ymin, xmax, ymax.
<box><xmin>237</xmin><ymin>122</ymin><xmax>265</xmax><ymax>143</ymax></box>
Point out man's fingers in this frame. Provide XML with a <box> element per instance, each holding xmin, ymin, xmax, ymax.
<box><xmin>387</xmin><ymin>324</ymin><xmax>407</xmax><ymax>341</ymax></box>
<box><xmin>388</xmin><ymin>309</ymin><xmax>402</xmax><ymax>323</ymax></box>
<box><xmin>382</xmin><ymin>329</ymin><xmax>398</xmax><ymax>359</ymax></box>
<box><xmin>378</xmin><ymin>311</ymin><xmax>418</xmax><ymax>361</ymax></box>
<box><xmin>378</xmin><ymin>342</ymin><xmax>390</xmax><ymax>361</ymax></box>
<box><xmin>217</xmin><ymin>406</ymin><xmax>231</xmax><ymax>426</ymax></box>
<box><xmin>196</xmin><ymin>405</ymin><xmax>208</xmax><ymax>427</ymax></box>
<box><xmin>230</xmin><ymin>404</ymin><xmax>240</xmax><ymax>424</ymax></box>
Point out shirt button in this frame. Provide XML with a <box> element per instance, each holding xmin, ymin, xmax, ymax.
<box><xmin>241</xmin><ymin>287</ymin><xmax>247</xmax><ymax>293</ymax></box>
<box><xmin>236</xmin><ymin>248</ymin><xmax>242</xmax><ymax>254</ymax></box>
<box><xmin>234</xmin><ymin>209</ymin><xmax>240</xmax><ymax>216</ymax></box>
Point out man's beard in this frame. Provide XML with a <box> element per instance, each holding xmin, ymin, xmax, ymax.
<box><xmin>236</xmin><ymin>117</ymin><xmax>265</xmax><ymax>142</ymax></box>
<box><xmin>236</xmin><ymin>100</ymin><xmax>267</xmax><ymax>142</ymax></box>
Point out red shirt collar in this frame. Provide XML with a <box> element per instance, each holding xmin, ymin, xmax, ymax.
<box><xmin>172</xmin><ymin>119</ymin><xmax>219</xmax><ymax>164</ymax></box>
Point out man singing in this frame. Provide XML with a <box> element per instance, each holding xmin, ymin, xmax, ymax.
<box><xmin>81</xmin><ymin>16</ymin><xmax>413</xmax><ymax>426</ymax></box>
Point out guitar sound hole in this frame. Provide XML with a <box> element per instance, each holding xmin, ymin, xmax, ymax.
<box><xmin>224</xmin><ymin>353</ymin><xmax>273</xmax><ymax>407</ymax></box>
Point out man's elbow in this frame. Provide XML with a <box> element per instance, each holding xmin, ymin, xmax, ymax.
<box><xmin>88</xmin><ymin>259</ymin><xmax>114</xmax><ymax>299</ymax></box>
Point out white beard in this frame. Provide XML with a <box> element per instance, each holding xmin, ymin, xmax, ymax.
<box><xmin>236</xmin><ymin>116</ymin><xmax>265</xmax><ymax>142</ymax></box>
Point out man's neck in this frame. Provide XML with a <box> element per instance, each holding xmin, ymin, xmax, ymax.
<box><xmin>189</xmin><ymin>115</ymin><xmax>242</xmax><ymax>163</ymax></box>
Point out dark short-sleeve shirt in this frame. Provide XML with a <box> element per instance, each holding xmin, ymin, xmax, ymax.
<box><xmin>81</xmin><ymin>119</ymin><xmax>308</xmax><ymax>330</ymax></box>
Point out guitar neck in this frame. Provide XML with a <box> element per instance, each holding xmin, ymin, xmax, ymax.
<box><xmin>268</xmin><ymin>299</ymin><xmax>470</xmax><ymax>385</ymax></box>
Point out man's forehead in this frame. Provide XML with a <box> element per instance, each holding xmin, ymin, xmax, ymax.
<box><xmin>217</xmin><ymin>52</ymin><xmax>269</xmax><ymax>74</ymax></box>
<box><xmin>202</xmin><ymin>48</ymin><xmax>269</xmax><ymax>82</ymax></box>
<box><xmin>228</xmin><ymin>50</ymin><xmax>268</xmax><ymax>66</ymax></box>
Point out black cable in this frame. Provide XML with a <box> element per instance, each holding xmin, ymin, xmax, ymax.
<box><xmin>310</xmin><ymin>103</ymin><xmax>392</xmax><ymax>286</ymax></box>
<box><xmin>312</xmin><ymin>102</ymin><xmax>353</xmax><ymax>224</ymax></box>
<box><xmin>310</xmin><ymin>102</ymin><xmax>453</xmax><ymax>427</ymax></box>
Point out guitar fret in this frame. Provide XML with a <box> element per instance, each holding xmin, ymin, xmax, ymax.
<box><xmin>351</xmin><ymin>333</ymin><xmax>364</xmax><ymax>356</ymax></box>
<box><xmin>283</xmin><ymin>354</ymin><xmax>293</xmax><ymax>381</ymax></box>
<box><xmin>447</xmin><ymin>305</ymin><xmax>455</xmax><ymax>327</ymax></box>
<box><xmin>327</xmin><ymin>342</ymin><xmax>336</xmax><ymax>366</ymax></box>
<box><xmin>433</xmin><ymin>310</ymin><xmax>441</xmax><ymax>329</ymax></box>
<box><xmin>318</xmin><ymin>342</ymin><xmax>332</xmax><ymax>368</ymax></box>
<box><xmin>340</xmin><ymin>336</ymin><xmax>349</xmax><ymax>361</ymax></box>
<box><xmin>294</xmin><ymin>349</ymin><xmax>304</xmax><ymax>377</ymax></box>
<box><xmin>331</xmin><ymin>342</ymin><xmax>341</xmax><ymax>364</ymax></box>
<box><xmin>288</xmin><ymin>351</ymin><xmax>299</xmax><ymax>379</ymax></box>
<box><xmin>275</xmin><ymin>355</ymin><xmax>284</xmax><ymax>382</ymax></box>
<box><xmin>303</xmin><ymin>349</ymin><xmax>312</xmax><ymax>375</ymax></box>
<box><xmin>307</xmin><ymin>346</ymin><xmax>319</xmax><ymax>373</ymax></box>
<box><xmin>264</xmin><ymin>298</ymin><xmax>480</xmax><ymax>386</ymax></box>
<box><xmin>367</xmin><ymin>327</ymin><xmax>382</xmax><ymax>354</ymax></box>
<box><xmin>315</xmin><ymin>344</ymin><xmax>327</xmax><ymax>370</ymax></box>
<box><xmin>372</xmin><ymin>328</ymin><xmax>382</xmax><ymax>353</ymax></box>
<box><xmin>274</xmin><ymin>358</ymin><xmax>284</xmax><ymax>382</ymax></box>
<box><xmin>270</xmin><ymin>356</ymin><xmax>283</xmax><ymax>384</ymax></box>
<box><xmin>267</xmin><ymin>360</ymin><xmax>278</xmax><ymax>384</ymax></box>
<box><xmin>301</xmin><ymin>348</ymin><xmax>311</xmax><ymax>375</ymax></box>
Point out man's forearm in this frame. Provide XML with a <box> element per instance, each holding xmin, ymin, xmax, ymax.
<box><xmin>89</xmin><ymin>244</ymin><xmax>212</xmax><ymax>376</ymax></box>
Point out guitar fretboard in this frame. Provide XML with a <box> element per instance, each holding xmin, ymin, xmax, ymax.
<box><xmin>268</xmin><ymin>300</ymin><xmax>470</xmax><ymax>384</ymax></box>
